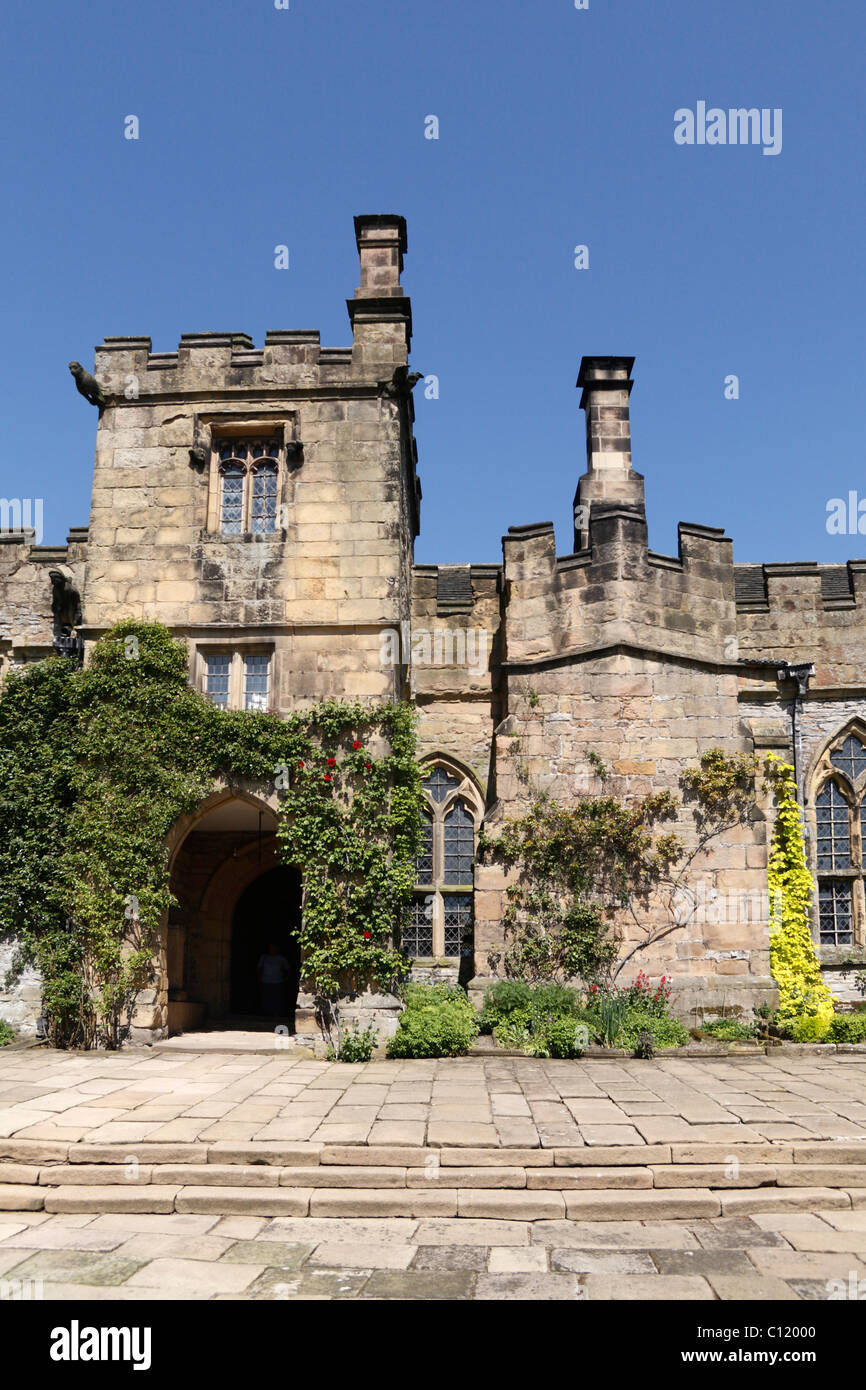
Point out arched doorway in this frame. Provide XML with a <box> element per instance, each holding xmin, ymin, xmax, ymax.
<box><xmin>230</xmin><ymin>865</ymin><xmax>302</xmax><ymax>1024</ymax></box>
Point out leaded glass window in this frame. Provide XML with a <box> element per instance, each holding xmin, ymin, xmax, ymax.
<box><xmin>816</xmin><ymin>782</ymin><xmax>851</xmax><ymax>870</ymax></box>
<box><xmin>818</xmin><ymin>880</ymin><xmax>852</xmax><ymax>946</ymax></box>
<box><xmin>216</xmin><ymin>438</ymin><xmax>280</xmax><ymax>534</ymax></box>
<box><xmin>443</xmin><ymin>893</ymin><xmax>473</xmax><ymax>956</ymax></box>
<box><xmin>205</xmin><ymin>653</ymin><xmax>231</xmax><ymax>707</ymax></box>
<box><xmin>251</xmin><ymin>463</ymin><xmax>278</xmax><ymax>534</ymax></box>
<box><xmin>415</xmin><ymin>810</ymin><xmax>433</xmax><ymax>883</ymax></box>
<box><xmin>219</xmin><ymin>464</ymin><xmax>244</xmax><ymax>534</ymax></box>
<box><xmin>243</xmin><ymin>654</ymin><xmax>270</xmax><ymax>711</ymax></box>
<box><xmin>408</xmin><ymin>764</ymin><xmax>479</xmax><ymax>961</ymax></box>
<box><xmin>423</xmin><ymin>766</ymin><xmax>460</xmax><ymax>803</ymax></box>
<box><xmin>830</xmin><ymin>735</ymin><xmax>866</xmax><ymax>784</ymax></box>
<box><xmin>443</xmin><ymin>800</ymin><xmax>474</xmax><ymax>884</ymax></box>
<box><xmin>404</xmin><ymin>895</ymin><xmax>434</xmax><ymax>956</ymax></box>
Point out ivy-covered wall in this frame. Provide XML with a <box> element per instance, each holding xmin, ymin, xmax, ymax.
<box><xmin>0</xmin><ymin>621</ymin><xmax>423</xmax><ymax>1048</ymax></box>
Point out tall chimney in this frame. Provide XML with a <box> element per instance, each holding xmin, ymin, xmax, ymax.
<box><xmin>348</xmin><ymin>214</ymin><xmax>412</xmax><ymax>363</ymax></box>
<box><xmin>573</xmin><ymin>356</ymin><xmax>644</xmax><ymax>549</ymax></box>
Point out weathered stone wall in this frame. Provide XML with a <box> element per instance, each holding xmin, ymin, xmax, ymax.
<box><xmin>0</xmin><ymin>530</ymin><xmax>88</xmax><ymax>675</ymax></box>
<box><xmin>411</xmin><ymin>561</ymin><xmax>502</xmax><ymax>792</ymax></box>
<box><xmin>0</xmin><ymin>939</ymin><xmax>41</xmax><ymax>1036</ymax></box>
<box><xmin>81</xmin><ymin>216</ymin><xmax>418</xmax><ymax>715</ymax></box>
<box><xmin>736</xmin><ymin>561</ymin><xmax>866</xmax><ymax>687</ymax></box>
<box><xmin>475</xmin><ymin>650</ymin><xmax>774</xmax><ymax>1016</ymax></box>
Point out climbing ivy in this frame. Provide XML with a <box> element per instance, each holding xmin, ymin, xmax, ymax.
<box><xmin>764</xmin><ymin>754</ymin><xmax>835</xmax><ymax>1040</ymax></box>
<box><xmin>0</xmin><ymin>621</ymin><xmax>422</xmax><ymax>1049</ymax></box>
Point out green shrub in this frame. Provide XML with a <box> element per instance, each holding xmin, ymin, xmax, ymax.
<box><xmin>386</xmin><ymin>984</ymin><xmax>480</xmax><ymax>1059</ymax></box>
<box><xmin>620</xmin><ymin>1012</ymin><xmax>689</xmax><ymax>1051</ymax></box>
<box><xmin>528</xmin><ymin>1015</ymin><xmax>587</xmax><ymax>1059</ymax></box>
<box><xmin>702</xmin><ymin>1017</ymin><xmax>758</xmax><ymax>1042</ymax></box>
<box><xmin>595</xmin><ymin>992</ymin><xmax>630</xmax><ymax>1047</ymax></box>
<box><xmin>327</xmin><ymin>1019</ymin><xmax>378</xmax><ymax>1062</ymax></box>
<box><xmin>789</xmin><ymin>1013</ymin><xmax>831</xmax><ymax>1042</ymax></box>
<box><xmin>828</xmin><ymin>1013</ymin><xmax>866</xmax><ymax>1044</ymax></box>
<box><xmin>485</xmin><ymin>981</ymin><xmax>586</xmax><ymax>1055</ymax></box>
<box><xmin>492</xmin><ymin>1012</ymin><xmax>532</xmax><ymax>1050</ymax></box>
<box><xmin>633</xmin><ymin>1030</ymin><xmax>655</xmax><ymax>1060</ymax></box>
<box><xmin>530</xmin><ymin>983</ymin><xmax>580</xmax><ymax>1017</ymax></box>
<box><xmin>0</xmin><ymin>1020</ymin><xmax>14</xmax><ymax>1046</ymax></box>
<box><xmin>479</xmin><ymin>980</ymin><xmax>533</xmax><ymax>1033</ymax></box>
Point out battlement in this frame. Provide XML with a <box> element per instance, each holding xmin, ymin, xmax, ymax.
<box><xmin>92</xmin><ymin>215</ymin><xmax>412</xmax><ymax>403</ymax></box>
<box><xmin>94</xmin><ymin>325</ymin><xmax>404</xmax><ymax>401</ymax></box>
<box><xmin>735</xmin><ymin>559</ymin><xmax>866</xmax><ymax>688</ymax></box>
<box><xmin>502</xmin><ymin>498</ymin><xmax>736</xmax><ymax>670</ymax></box>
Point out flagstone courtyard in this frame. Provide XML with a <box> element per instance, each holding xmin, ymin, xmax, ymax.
<box><xmin>2</xmin><ymin>1047</ymin><xmax>866</xmax><ymax>1299</ymax></box>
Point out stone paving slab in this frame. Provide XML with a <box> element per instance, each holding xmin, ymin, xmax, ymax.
<box><xmin>3</xmin><ymin>1051</ymin><xmax>866</xmax><ymax>1152</ymax></box>
<box><xmin>2</xmin><ymin>1052</ymin><xmax>866</xmax><ymax>1297</ymax></box>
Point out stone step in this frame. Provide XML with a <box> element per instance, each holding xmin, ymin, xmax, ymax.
<box><xmin>21</xmin><ymin>1150</ymin><xmax>866</xmax><ymax>1193</ymax></box>
<box><xmin>2</xmin><ymin>1183</ymin><xmax>861</xmax><ymax>1220</ymax></box>
<box><xmin>5</xmin><ymin>1138</ymin><xmax>866</xmax><ymax>1171</ymax></box>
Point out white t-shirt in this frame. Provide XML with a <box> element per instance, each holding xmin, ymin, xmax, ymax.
<box><xmin>258</xmin><ymin>954</ymin><xmax>290</xmax><ymax>984</ymax></box>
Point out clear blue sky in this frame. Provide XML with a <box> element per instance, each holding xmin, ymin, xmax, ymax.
<box><xmin>2</xmin><ymin>0</ymin><xmax>863</xmax><ymax>564</ymax></box>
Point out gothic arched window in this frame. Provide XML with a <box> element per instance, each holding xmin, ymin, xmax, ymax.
<box><xmin>219</xmin><ymin>462</ymin><xmax>245</xmax><ymax>534</ymax></box>
<box><xmin>403</xmin><ymin>762</ymin><xmax>482</xmax><ymax>962</ymax></box>
<box><xmin>811</xmin><ymin>728</ymin><xmax>866</xmax><ymax>947</ymax></box>
<box><xmin>216</xmin><ymin>438</ymin><xmax>281</xmax><ymax>534</ymax></box>
<box><xmin>251</xmin><ymin>462</ymin><xmax>278</xmax><ymax>534</ymax></box>
<box><xmin>815</xmin><ymin>781</ymin><xmax>853</xmax><ymax>945</ymax></box>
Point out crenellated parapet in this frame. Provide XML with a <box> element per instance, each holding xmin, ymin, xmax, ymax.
<box><xmin>735</xmin><ymin>560</ymin><xmax>866</xmax><ymax>688</ymax></box>
<box><xmin>78</xmin><ymin>216</ymin><xmax>421</xmax><ymax>683</ymax></box>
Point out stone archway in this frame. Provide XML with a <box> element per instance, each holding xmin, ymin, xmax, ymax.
<box><xmin>164</xmin><ymin>789</ymin><xmax>289</xmax><ymax>1030</ymax></box>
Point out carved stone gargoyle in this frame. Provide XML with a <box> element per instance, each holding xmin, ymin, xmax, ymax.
<box><xmin>68</xmin><ymin>361</ymin><xmax>110</xmax><ymax>411</ymax></box>
<box><xmin>188</xmin><ymin>420</ymin><xmax>212</xmax><ymax>470</ymax></box>
<box><xmin>378</xmin><ymin>366</ymin><xmax>423</xmax><ymax>401</ymax></box>
<box><xmin>48</xmin><ymin>569</ymin><xmax>83</xmax><ymax>659</ymax></box>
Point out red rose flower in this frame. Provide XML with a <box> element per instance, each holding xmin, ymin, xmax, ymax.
<box><xmin>365</xmin><ymin>762</ymin><xmax>372</xmax><ymax>770</ymax></box>
<box><xmin>327</xmin><ymin>757</ymin><xmax>337</xmax><ymax>767</ymax></box>
<box><xmin>352</xmin><ymin>740</ymin><xmax>363</xmax><ymax>750</ymax></box>
<box><xmin>323</xmin><ymin>774</ymin><xmax>331</xmax><ymax>783</ymax></box>
<box><xmin>363</xmin><ymin>931</ymin><xmax>371</xmax><ymax>940</ymax></box>
<box><xmin>297</xmin><ymin>760</ymin><xmax>305</xmax><ymax>769</ymax></box>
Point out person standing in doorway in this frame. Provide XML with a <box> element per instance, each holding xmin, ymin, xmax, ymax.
<box><xmin>257</xmin><ymin>942</ymin><xmax>290</xmax><ymax>1018</ymax></box>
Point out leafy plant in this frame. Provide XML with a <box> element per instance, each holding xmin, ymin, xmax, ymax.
<box><xmin>480</xmin><ymin>748</ymin><xmax>760</xmax><ymax>988</ymax></box>
<box><xmin>386</xmin><ymin>983</ymin><xmax>480</xmax><ymax>1059</ymax></box>
<box><xmin>0</xmin><ymin>1020</ymin><xmax>14</xmax><ymax>1046</ymax></box>
<box><xmin>619</xmin><ymin>971</ymin><xmax>673</xmax><ymax>1019</ymax></box>
<box><xmin>827</xmin><ymin>1013</ymin><xmax>866</xmax><ymax>1044</ymax></box>
<box><xmin>619</xmin><ymin>1012</ymin><xmax>689</xmax><ymax>1050</ymax></box>
<box><xmin>764</xmin><ymin>755</ymin><xmax>834</xmax><ymax>1039</ymax></box>
<box><xmin>327</xmin><ymin>1019</ymin><xmax>379</xmax><ymax>1062</ymax></box>
<box><xmin>701</xmin><ymin>1017</ymin><xmax>758</xmax><ymax>1042</ymax></box>
<box><xmin>633</xmin><ymin>1030</ymin><xmax>655</xmax><ymax>1060</ymax></box>
<box><xmin>595</xmin><ymin>991</ymin><xmax>630</xmax><ymax>1048</ymax></box>
<box><xmin>526</xmin><ymin>1015</ymin><xmax>587</xmax><ymax>1059</ymax></box>
<box><xmin>479</xmin><ymin>979</ymin><xmax>533</xmax><ymax>1033</ymax></box>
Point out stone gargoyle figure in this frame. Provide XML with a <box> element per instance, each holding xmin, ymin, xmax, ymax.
<box><xmin>48</xmin><ymin>569</ymin><xmax>83</xmax><ymax>657</ymax></box>
<box><xmin>68</xmin><ymin>360</ymin><xmax>110</xmax><ymax>410</ymax></box>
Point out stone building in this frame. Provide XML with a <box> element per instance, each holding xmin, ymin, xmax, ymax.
<box><xmin>2</xmin><ymin>213</ymin><xmax>865</xmax><ymax>1039</ymax></box>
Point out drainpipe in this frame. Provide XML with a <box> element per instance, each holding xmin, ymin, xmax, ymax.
<box><xmin>776</xmin><ymin>661</ymin><xmax>815</xmax><ymax>804</ymax></box>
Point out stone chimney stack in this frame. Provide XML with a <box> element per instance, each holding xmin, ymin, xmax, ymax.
<box><xmin>573</xmin><ymin>356</ymin><xmax>644</xmax><ymax>549</ymax></box>
<box><xmin>348</xmin><ymin>214</ymin><xmax>412</xmax><ymax>364</ymax></box>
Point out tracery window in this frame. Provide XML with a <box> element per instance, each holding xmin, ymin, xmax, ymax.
<box><xmin>217</xmin><ymin>438</ymin><xmax>281</xmax><ymax>535</ymax></box>
<box><xmin>811</xmin><ymin>729</ymin><xmax>866</xmax><ymax>947</ymax></box>
<box><xmin>406</xmin><ymin>762</ymin><xmax>481</xmax><ymax>961</ymax></box>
